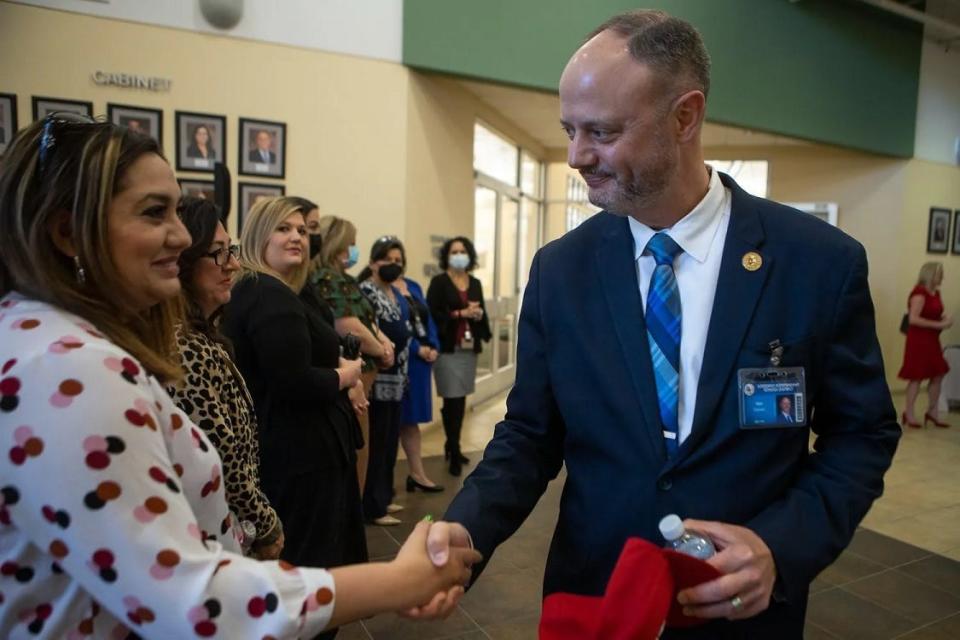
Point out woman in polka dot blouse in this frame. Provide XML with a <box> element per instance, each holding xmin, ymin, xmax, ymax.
<box><xmin>0</xmin><ymin>117</ymin><xmax>479</xmax><ymax>638</ymax></box>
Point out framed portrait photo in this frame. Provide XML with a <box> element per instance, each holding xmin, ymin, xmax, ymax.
<box><xmin>238</xmin><ymin>182</ymin><xmax>285</xmax><ymax>234</ymax></box>
<box><xmin>239</xmin><ymin>118</ymin><xmax>286</xmax><ymax>178</ymax></box>
<box><xmin>32</xmin><ymin>96</ymin><xmax>93</xmax><ymax>121</ymax></box>
<box><xmin>175</xmin><ymin>111</ymin><xmax>226</xmax><ymax>173</ymax></box>
<box><xmin>179</xmin><ymin>179</ymin><xmax>216</xmax><ymax>202</ymax></box>
<box><xmin>0</xmin><ymin>93</ymin><xmax>17</xmax><ymax>156</ymax></box>
<box><xmin>108</xmin><ymin>104</ymin><xmax>163</xmax><ymax>146</ymax></box>
<box><xmin>927</xmin><ymin>207</ymin><xmax>951</xmax><ymax>254</ymax></box>
<box><xmin>952</xmin><ymin>210</ymin><xmax>960</xmax><ymax>256</ymax></box>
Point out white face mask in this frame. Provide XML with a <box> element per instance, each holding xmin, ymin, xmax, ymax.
<box><xmin>449</xmin><ymin>253</ymin><xmax>470</xmax><ymax>271</ymax></box>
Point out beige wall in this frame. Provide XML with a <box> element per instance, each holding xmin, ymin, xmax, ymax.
<box><xmin>0</xmin><ymin>1</ymin><xmax>411</xmax><ymax>263</ymax></box>
<box><xmin>705</xmin><ymin>144</ymin><xmax>960</xmax><ymax>387</ymax></box>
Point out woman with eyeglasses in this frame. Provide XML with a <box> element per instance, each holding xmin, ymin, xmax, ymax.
<box><xmin>310</xmin><ymin>216</ymin><xmax>395</xmax><ymax>494</ymax></box>
<box><xmin>0</xmin><ymin>118</ymin><xmax>478</xmax><ymax>638</ymax></box>
<box><xmin>165</xmin><ymin>196</ymin><xmax>284</xmax><ymax>560</ymax></box>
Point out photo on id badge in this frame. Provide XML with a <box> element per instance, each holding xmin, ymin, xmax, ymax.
<box><xmin>739</xmin><ymin>367</ymin><xmax>806</xmax><ymax>428</ymax></box>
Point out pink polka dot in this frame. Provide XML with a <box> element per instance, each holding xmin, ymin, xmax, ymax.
<box><xmin>187</xmin><ymin>605</ymin><xmax>207</xmax><ymax>625</ymax></box>
<box><xmin>133</xmin><ymin>398</ymin><xmax>151</xmax><ymax>413</ymax></box>
<box><xmin>122</xmin><ymin>596</ymin><xmax>139</xmax><ymax>609</ymax></box>
<box><xmin>50</xmin><ymin>392</ymin><xmax>72</xmax><ymax>408</ymax></box>
<box><xmin>13</xmin><ymin>426</ymin><xmax>32</xmax><ymax>446</ymax></box>
<box><xmin>187</xmin><ymin>523</ymin><xmax>202</xmax><ymax>540</ymax></box>
<box><xmin>149</xmin><ymin>565</ymin><xmax>173</xmax><ymax>580</ymax></box>
<box><xmin>83</xmin><ymin>436</ymin><xmax>106</xmax><ymax>453</ymax></box>
<box><xmin>133</xmin><ymin>506</ymin><xmax>155</xmax><ymax>524</ymax></box>
<box><xmin>103</xmin><ymin>358</ymin><xmax>124</xmax><ymax>372</ymax></box>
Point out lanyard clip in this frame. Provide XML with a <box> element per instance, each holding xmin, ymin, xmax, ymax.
<box><xmin>768</xmin><ymin>340</ymin><xmax>784</xmax><ymax>367</ymax></box>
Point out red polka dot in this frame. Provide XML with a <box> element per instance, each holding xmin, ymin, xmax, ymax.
<box><xmin>195</xmin><ymin>621</ymin><xmax>217</xmax><ymax>637</ymax></box>
<box><xmin>315</xmin><ymin>587</ymin><xmax>333</xmax><ymax>605</ymax></box>
<box><xmin>1</xmin><ymin>360</ymin><xmax>15</xmax><ymax>375</ymax></box>
<box><xmin>149</xmin><ymin>467</ymin><xmax>167</xmax><ymax>483</ymax></box>
<box><xmin>92</xmin><ymin>549</ymin><xmax>114</xmax><ymax>568</ymax></box>
<box><xmin>85</xmin><ymin>451</ymin><xmax>109</xmax><ymax>469</ymax></box>
<box><xmin>247</xmin><ymin>597</ymin><xmax>266</xmax><ymax>618</ymax></box>
<box><xmin>23</xmin><ymin>438</ymin><xmax>43</xmax><ymax>457</ymax></box>
<box><xmin>170</xmin><ymin>414</ymin><xmax>183</xmax><ymax>431</ymax></box>
<box><xmin>59</xmin><ymin>380</ymin><xmax>83</xmax><ymax>397</ymax></box>
<box><xmin>20</xmin><ymin>319</ymin><xmax>40</xmax><ymax>330</ymax></box>
<box><xmin>0</xmin><ymin>378</ymin><xmax>19</xmax><ymax>395</ymax></box>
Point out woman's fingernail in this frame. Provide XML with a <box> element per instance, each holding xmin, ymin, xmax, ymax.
<box><xmin>423</xmin><ymin>514</ymin><xmax>434</xmax><ymax>522</ymax></box>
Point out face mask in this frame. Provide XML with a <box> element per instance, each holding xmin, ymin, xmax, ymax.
<box><xmin>378</xmin><ymin>262</ymin><xmax>403</xmax><ymax>283</ymax></box>
<box><xmin>449</xmin><ymin>253</ymin><xmax>470</xmax><ymax>271</ymax></box>
<box><xmin>308</xmin><ymin>234</ymin><xmax>323</xmax><ymax>260</ymax></box>
<box><xmin>343</xmin><ymin>245</ymin><xmax>360</xmax><ymax>268</ymax></box>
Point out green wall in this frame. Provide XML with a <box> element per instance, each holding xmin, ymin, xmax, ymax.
<box><xmin>403</xmin><ymin>0</ymin><xmax>923</xmax><ymax>157</ymax></box>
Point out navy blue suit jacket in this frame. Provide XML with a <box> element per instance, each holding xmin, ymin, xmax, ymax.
<box><xmin>444</xmin><ymin>174</ymin><xmax>900</xmax><ymax>637</ymax></box>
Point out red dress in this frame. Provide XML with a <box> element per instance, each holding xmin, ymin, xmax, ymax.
<box><xmin>898</xmin><ymin>285</ymin><xmax>950</xmax><ymax>380</ymax></box>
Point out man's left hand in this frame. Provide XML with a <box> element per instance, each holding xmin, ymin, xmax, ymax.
<box><xmin>675</xmin><ymin>519</ymin><xmax>777</xmax><ymax>621</ymax></box>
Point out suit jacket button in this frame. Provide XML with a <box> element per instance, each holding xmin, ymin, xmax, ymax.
<box><xmin>657</xmin><ymin>477</ymin><xmax>673</xmax><ymax>491</ymax></box>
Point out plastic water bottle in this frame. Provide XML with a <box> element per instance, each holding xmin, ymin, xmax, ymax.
<box><xmin>658</xmin><ymin>514</ymin><xmax>715</xmax><ymax>560</ymax></box>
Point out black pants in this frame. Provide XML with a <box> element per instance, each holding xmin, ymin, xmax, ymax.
<box><xmin>441</xmin><ymin>396</ymin><xmax>466</xmax><ymax>454</ymax></box>
<box><xmin>363</xmin><ymin>399</ymin><xmax>402</xmax><ymax>520</ymax></box>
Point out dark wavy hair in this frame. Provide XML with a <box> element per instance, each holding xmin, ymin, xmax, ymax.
<box><xmin>176</xmin><ymin>196</ymin><xmax>231</xmax><ymax>349</ymax></box>
<box><xmin>358</xmin><ymin>236</ymin><xmax>406</xmax><ymax>282</ymax></box>
<box><xmin>439</xmin><ymin>236</ymin><xmax>477</xmax><ymax>272</ymax></box>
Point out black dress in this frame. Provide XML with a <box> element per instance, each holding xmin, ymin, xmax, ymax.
<box><xmin>223</xmin><ymin>273</ymin><xmax>367</xmax><ymax>570</ymax></box>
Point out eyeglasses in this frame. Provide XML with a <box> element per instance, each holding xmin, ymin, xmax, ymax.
<box><xmin>204</xmin><ymin>244</ymin><xmax>240</xmax><ymax>266</ymax></box>
<box><xmin>38</xmin><ymin>112</ymin><xmax>97</xmax><ymax>175</ymax></box>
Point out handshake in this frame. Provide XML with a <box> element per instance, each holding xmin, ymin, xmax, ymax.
<box><xmin>388</xmin><ymin>519</ymin><xmax>479</xmax><ymax>619</ymax></box>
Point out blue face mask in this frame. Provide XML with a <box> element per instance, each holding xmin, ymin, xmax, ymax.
<box><xmin>344</xmin><ymin>245</ymin><xmax>360</xmax><ymax>269</ymax></box>
<box><xmin>449</xmin><ymin>253</ymin><xmax>470</xmax><ymax>271</ymax></box>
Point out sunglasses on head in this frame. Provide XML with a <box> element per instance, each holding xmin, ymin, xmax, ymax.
<box><xmin>38</xmin><ymin>111</ymin><xmax>98</xmax><ymax>174</ymax></box>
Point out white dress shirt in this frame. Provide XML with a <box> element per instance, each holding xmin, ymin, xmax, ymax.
<box><xmin>628</xmin><ymin>168</ymin><xmax>732</xmax><ymax>444</ymax></box>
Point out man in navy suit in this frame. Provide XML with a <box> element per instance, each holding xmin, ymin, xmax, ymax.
<box><xmin>248</xmin><ymin>129</ymin><xmax>277</xmax><ymax>164</ymax></box>
<box><xmin>777</xmin><ymin>396</ymin><xmax>796</xmax><ymax>424</ymax></box>
<box><xmin>423</xmin><ymin>10</ymin><xmax>899</xmax><ymax>637</ymax></box>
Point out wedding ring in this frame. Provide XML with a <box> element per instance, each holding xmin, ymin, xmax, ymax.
<box><xmin>730</xmin><ymin>595</ymin><xmax>743</xmax><ymax>610</ymax></box>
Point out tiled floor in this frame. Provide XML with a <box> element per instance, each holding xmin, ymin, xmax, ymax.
<box><xmin>338</xmin><ymin>392</ymin><xmax>959</xmax><ymax>639</ymax></box>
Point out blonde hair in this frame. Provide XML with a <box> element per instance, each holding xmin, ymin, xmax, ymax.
<box><xmin>238</xmin><ymin>196</ymin><xmax>310</xmax><ymax>293</ymax></box>
<box><xmin>311</xmin><ymin>215</ymin><xmax>356</xmax><ymax>272</ymax></box>
<box><xmin>917</xmin><ymin>262</ymin><xmax>943</xmax><ymax>289</ymax></box>
<box><xmin>0</xmin><ymin>118</ymin><xmax>182</xmax><ymax>382</ymax></box>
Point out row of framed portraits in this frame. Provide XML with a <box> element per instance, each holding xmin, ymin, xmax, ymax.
<box><xmin>0</xmin><ymin>93</ymin><xmax>287</xmax><ymax>179</ymax></box>
<box><xmin>181</xmin><ymin>179</ymin><xmax>284</xmax><ymax>234</ymax></box>
<box><xmin>927</xmin><ymin>207</ymin><xmax>960</xmax><ymax>255</ymax></box>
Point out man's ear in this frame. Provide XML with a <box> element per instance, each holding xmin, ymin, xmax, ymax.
<box><xmin>45</xmin><ymin>209</ymin><xmax>77</xmax><ymax>258</ymax></box>
<box><xmin>672</xmin><ymin>90</ymin><xmax>706</xmax><ymax>143</ymax></box>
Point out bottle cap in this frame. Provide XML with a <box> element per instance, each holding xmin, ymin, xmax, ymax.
<box><xmin>658</xmin><ymin>514</ymin><xmax>685</xmax><ymax>541</ymax></box>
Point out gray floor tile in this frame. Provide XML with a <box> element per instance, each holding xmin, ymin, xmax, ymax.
<box><xmin>482</xmin><ymin>613</ymin><xmax>541</xmax><ymax>639</ymax></box>
<box><xmin>338</xmin><ymin>622</ymin><xmax>372</xmax><ymax>639</ymax></box>
<box><xmin>810</xmin><ymin>576</ymin><xmax>835</xmax><ymax>595</ymax></box>
<box><xmin>844</xmin><ymin>570</ymin><xmax>960</xmax><ymax>626</ymax></box>
<box><xmin>804</xmin><ymin>622</ymin><xmax>841</xmax><ymax>639</ymax></box>
<box><xmin>817</xmin><ymin>551</ymin><xmax>888</xmax><ymax>587</ymax></box>
<box><xmin>361</xmin><ymin>607</ymin><xmax>481</xmax><ymax>640</ymax></box>
<box><xmin>807</xmin><ymin>589</ymin><xmax>916</xmax><ymax>640</ymax></box>
<box><xmin>847</xmin><ymin>528</ymin><xmax>932</xmax><ymax>568</ymax></box>
<box><xmin>897</xmin><ymin>556</ymin><xmax>960</xmax><ymax>598</ymax></box>
<box><xmin>366</xmin><ymin>524</ymin><xmax>401</xmax><ymax>560</ymax></box>
<box><xmin>459</xmin><ymin>570</ymin><xmax>543</xmax><ymax>627</ymax></box>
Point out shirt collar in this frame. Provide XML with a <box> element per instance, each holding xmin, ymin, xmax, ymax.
<box><xmin>628</xmin><ymin>167</ymin><xmax>726</xmax><ymax>264</ymax></box>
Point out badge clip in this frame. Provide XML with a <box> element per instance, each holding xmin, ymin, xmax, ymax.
<box><xmin>768</xmin><ymin>340</ymin><xmax>784</xmax><ymax>367</ymax></box>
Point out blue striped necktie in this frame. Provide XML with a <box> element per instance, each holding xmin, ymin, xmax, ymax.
<box><xmin>645</xmin><ymin>233</ymin><xmax>683</xmax><ymax>458</ymax></box>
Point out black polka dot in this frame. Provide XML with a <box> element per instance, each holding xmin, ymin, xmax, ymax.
<box><xmin>0</xmin><ymin>396</ymin><xmax>18</xmax><ymax>412</ymax></box>
<box><xmin>83</xmin><ymin>493</ymin><xmax>105</xmax><ymax>510</ymax></box>
<box><xmin>1</xmin><ymin>486</ymin><xmax>19</xmax><ymax>505</ymax></box>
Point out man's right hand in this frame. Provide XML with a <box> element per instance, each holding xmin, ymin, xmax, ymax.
<box><xmin>399</xmin><ymin>521</ymin><xmax>475</xmax><ymax>619</ymax></box>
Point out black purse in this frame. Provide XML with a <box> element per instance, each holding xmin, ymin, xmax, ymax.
<box><xmin>900</xmin><ymin>314</ymin><xmax>909</xmax><ymax>335</ymax></box>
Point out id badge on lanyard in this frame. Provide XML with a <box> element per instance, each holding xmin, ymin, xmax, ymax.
<box><xmin>737</xmin><ymin>341</ymin><xmax>807</xmax><ymax>429</ymax></box>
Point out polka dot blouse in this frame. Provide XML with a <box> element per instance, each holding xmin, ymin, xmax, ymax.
<box><xmin>0</xmin><ymin>293</ymin><xmax>336</xmax><ymax>638</ymax></box>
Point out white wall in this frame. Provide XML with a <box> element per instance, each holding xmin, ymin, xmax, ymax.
<box><xmin>913</xmin><ymin>0</ymin><xmax>960</xmax><ymax>166</ymax></box>
<box><xmin>8</xmin><ymin>0</ymin><xmax>403</xmax><ymax>62</ymax></box>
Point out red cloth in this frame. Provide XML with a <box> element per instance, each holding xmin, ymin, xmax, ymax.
<box><xmin>899</xmin><ymin>285</ymin><xmax>950</xmax><ymax>380</ymax></box>
<box><xmin>539</xmin><ymin>537</ymin><xmax>721</xmax><ymax>640</ymax></box>
<box><xmin>454</xmin><ymin>289</ymin><xmax>469</xmax><ymax>345</ymax></box>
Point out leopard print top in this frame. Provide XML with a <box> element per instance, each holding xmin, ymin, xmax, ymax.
<box><xmin>167</xmin><ymin>327</ymin><xmax>282</xmax><ymax>548</ymax></box>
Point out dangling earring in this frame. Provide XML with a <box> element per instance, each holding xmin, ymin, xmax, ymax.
<box><xmin>73</xmin><ymin>256</ymin><xmax>86</xmax><ymax>285</ymax></box>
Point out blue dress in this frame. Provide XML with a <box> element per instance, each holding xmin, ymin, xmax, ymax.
<box><xmin>401</xmin><ymin>278</ymin><xmax>439</xmax><ymax>425</ymax></box>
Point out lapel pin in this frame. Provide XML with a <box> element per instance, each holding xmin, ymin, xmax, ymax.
<box><xmin>742</xmin><ymin>252</ymin><xmax>763</xmax><ymax>272</ymax></box>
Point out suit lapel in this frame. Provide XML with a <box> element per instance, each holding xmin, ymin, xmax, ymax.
<box><xmin>671</xmin><ymin>176</ymin><xmax>772</xmax><ymax>466</ymax></box>
<box><xmin>595</xmin><ymin>215</ymin><xmax>666</xmax><ymax>460</ymax></box>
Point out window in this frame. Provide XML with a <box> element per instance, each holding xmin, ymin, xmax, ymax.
<box><xmin>474</xmin><ymin>122</ymin><xmax>518</xmax><ymax>187</ymax></box>
<box><xmin>705</xmin><ymin>160</ymin><xmax>768</xmax><ymax>198</ymax></box>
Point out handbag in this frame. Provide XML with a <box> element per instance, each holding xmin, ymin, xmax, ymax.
<box><xmin>900</xmin><ymin>314</ymin><xmax>909</xmax><ymax>335</ymax></box>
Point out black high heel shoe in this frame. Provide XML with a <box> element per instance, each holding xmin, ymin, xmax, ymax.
<box><xmin>406</xmin><ymin>475</ymin><xmax>444</xmax><ymax>493</ymax></box>
<box><xmin>444</xmin><ymin>443</ymin><xmax>470</xmax><ymax>465</ymax></box>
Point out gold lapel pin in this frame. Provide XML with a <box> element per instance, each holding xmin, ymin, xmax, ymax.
<box><xmin>742</xmin><ymin>252</ymin><xmax>763</xmax><ymax>272</ymax></box>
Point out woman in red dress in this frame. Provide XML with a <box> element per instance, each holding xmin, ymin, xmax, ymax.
<box><xmin>898</xmin><ymin>262</ymin><xmax>952</xmax><ymax>428</ymax></box>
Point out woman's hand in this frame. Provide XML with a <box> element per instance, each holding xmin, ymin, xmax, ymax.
<box><xmin>378</xmin><ymin>338</ymin><xmax>395</xmax><ymax>369</ymax></box>
<box><xmin>252</xmin><ymin>531</ymin><xmax>284</xmax><ymax>560</ymax></box>
<box><xmin>337</xmin><ymin>357</ymin><xmax>362</xmax><ymax>390</ymax></box>
<box><xmin>426</xmin><ymin>348</ymin><xmax>439</xmax><ymax>363</ymax></box>
<box><xmin>941</xmin><ymin>314</ymin><xmax>953</xmax><ymax>330</ymax></box>
<box><xmin>418</xmin><ymin>345</ymin><xmax>433</xmax><ymax>361</ymax></box>
<box><xmin>348</xmin><ymin>380</ymin><xmax>369</xmax><ymax>416</ymax></box>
